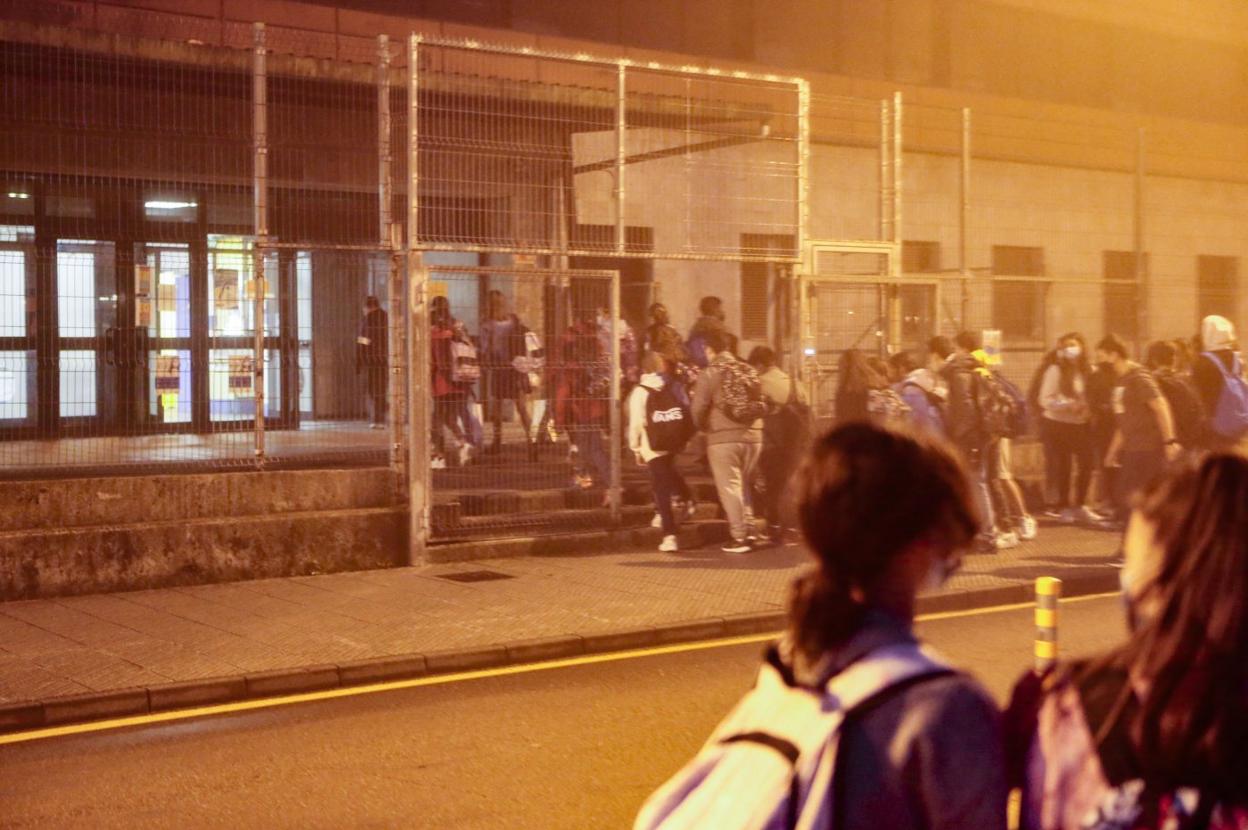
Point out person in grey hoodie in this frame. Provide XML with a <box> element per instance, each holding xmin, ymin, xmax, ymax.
<box><xmin>692</xmin><ymin>329</ymin><xmax>763</xmax><ymax>554</ymax></box>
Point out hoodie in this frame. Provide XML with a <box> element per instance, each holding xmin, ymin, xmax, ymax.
<box><xmin>895</xmin><ymin>368</ymin><xmax>947</xmax><ymax>435</ymax></box>
<box><xmin>628</xmin><ymin>372</ymin><xmax>668</xmax><ymax>462</ymax></box>
<box><xmin>1194</xmin><ymin>314</ymin><xmax>1241</xmax><ymax>417</ymax></box>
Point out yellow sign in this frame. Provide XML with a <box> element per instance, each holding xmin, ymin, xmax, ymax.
<box><xmin>429</xmin><ymin>281</ymin><xmax>448</xmax><ymax>299</ymax></box>
<box><xmin>155</xmin><ymin>355</ymin><xmax>180</xmax><ymax>391</ymax></box>
<box><xmin>157</xmin><ymin>284</ymin><xmax>176</xmax><ymax>313</ymax></box>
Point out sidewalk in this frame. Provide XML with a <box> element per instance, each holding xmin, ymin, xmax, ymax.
<box><xmin>0</xmin><ymin>523</ymin><xmax>1122</xmax><ymax>732</ymax></box>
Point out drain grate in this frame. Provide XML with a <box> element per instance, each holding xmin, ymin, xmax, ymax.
<box><xmin>437</xmin><ymin>569</ymin><xmax>516</xmax><ymax>583</ymax></box>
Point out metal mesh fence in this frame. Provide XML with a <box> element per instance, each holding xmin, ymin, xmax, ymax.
<box><xmin>419</xmin><ymin>265</ymin><xmax>623</xmax><ymax>541</ymax></box>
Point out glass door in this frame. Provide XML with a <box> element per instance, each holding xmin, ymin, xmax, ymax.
<box><xmin>55</xmin><ymin>239</ymin><xmax>117</xmax><ymax>432</ymax></box>
<box><xmin>206</xmin><ymin>235</ymin><xmax>282</xmax><ymax>427</ymax></box>
<box><xmin>136</xmin><ymin>242</ymin><xmax>192</xmax><ymax>426</ymax></box>
<box><xmin>0</xmin><ymin>225</ymin><xmax>36</xmax><ymax>434</ymax></box>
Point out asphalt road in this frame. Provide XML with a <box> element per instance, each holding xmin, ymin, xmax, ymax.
<box><xmin>0</xmin><ymin>595</ymin><xmax>1126</xmax><ymax>830</ymax></box>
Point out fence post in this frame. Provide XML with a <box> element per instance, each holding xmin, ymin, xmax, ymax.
<box><xmin>879</xmin><ymin>100</ymin><xmax>889</xmax><ymax>241</ymax></box>
<box><xmin>614</xmin><ymin>63</ymin><xmax>626</xmax><ymax>255</ymax></box>
<box><xmin>608</xmin><ymin>273</ymin><xmax>622</xmax><ymax>525</ymax></box>
<box><xmin>407</xmin><ymin>33</ymin><xmax>429</xmax><ymax>564</ymax></box>
<box><xmin>378</xmin><ymin>35</ymin><xmax>405</xmax><ymax>486</ymax></box>
<box><xmin>251</xmin><ymin>22</ymin><xmax>268</xmax><ymax>463</ymax></box>
<box><xmin>797</xmin><ymin>78</ymin><xmax>810</xmax><ymax>259</ymax></box>
<box><xmin>893</xmin><ymin>91</ymin><xmax>903</xmax><ymax>255</ymax></box>
<box><xmin>1134</xmin><ymin>127</ymin><xmax>1148</xmax><ymax>357</ymax></box>
<box><xmin>960</xmin><ymin>107</ymin><xmax>971</xmax><ymax>330</ymax></box>
<box><xmin>1035</xmin><ymin>576</ymin><xmax>1061</xmax><ymax>672</ymax></box>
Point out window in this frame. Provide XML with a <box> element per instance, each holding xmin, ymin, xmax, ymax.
<box><xmin>902</xmin><ymin>240</ymin><xmax>941</xmax><ymax>274</ymax></box>
<box><xmin>991</xmin><ymin>245</ymin><xmax>1046</xmax><ymax>342</ymax></box>
<box><xmin>1198</xmin><ymin>255</ymin><xmax>1238</xmax><ymax>322</ymax></box>
<box><xmin>1103</xmin><ymin>251</ymin><xmax>1145</xmax><ymax>343</ymax></box>
<box><xmin>740</xmin><ymin>235</ymin><xmax>795</xmax><ymax>342</ymax></box>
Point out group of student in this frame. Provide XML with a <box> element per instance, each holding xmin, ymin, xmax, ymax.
<box><xmin>830</xmin><ymin>314</ymin><xmax>1248</xmax><ymax>555</ymax></box>
<box><xmin>628</xmin><ymin>296</ymin><xmax>811</xmax><ymax>555</ymax></box>
<box><xmin>1029</xmin><ymin>315</ymin><xmax>1248</xmax><ymax>533</ymax></box>
<box><xmin>635</xmin><ymin>420</ymin><xmax>1248</xmax><ymax>829</ymax></box>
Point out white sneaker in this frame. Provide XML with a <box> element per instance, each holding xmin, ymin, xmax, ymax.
<box><xmin>659</xmin><ymin>535</ymin><xmax>678</xmax><ymax>552</ymax></box>
<box><xmin>457</xmin><ymin>444</ymin><xmax>472</xmax><ymax>467</ymax></box>
<box><xmin>651</xmin><ymin>513</ymin><xmax>663</xmax><ymax>528</ymax></box>
<box><xmin>1019</xmin><ymin>515</ymin><xmax>1038</xmax><ymax>541</ymax></box>
<box><xmin>1073</xmin><ymin>505</ymin><xmax>1104</xmax><ymax>524</ymax></box>
<box><xmin>1058</xmin><ymin>508</ymin><xmax>1077</xmax><ymax>525</ymax></box>
<box><xmin>995</xmin><ymin>531</ymin><xmax>1020</xmax><ymax>550</ymax></box>
<box><xmin>431</xmin><ymin>455</ymin><xmax>447</xmax><ymax>470</ymax></box>
<box><xmin>722</xmin><ymin>541</ymin><xmax>752</xmax><ymax>555</ymax></box>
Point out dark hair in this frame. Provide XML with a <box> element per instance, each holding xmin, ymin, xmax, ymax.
<box><xmin>365</xmin><ymin>295</ymin><xmax>381</xmax><ymax>310</ymax></box>
<box><xmin>867</xmin><ymin>356</ymin><xmax>893</xmax><ymax>384</ymax></box>
<box><xmin>788</xmin><ymin>423</ymin><xmax>979</xmax><ymax>660</ymax></box>
<box><xmin>1098</xmin><ymin>455</ymin><xmax>1248</xmax><ymax>794</ymax></box>
<box><xmin>1146</xmin><ymin>340</ymin><xmax>1176</xmax><ymax>370</ymax></box>
<box><xmin>1097</xmin><ymin>333</ymin><xmax>1129</xmax><ymax>360</ymax></box>
<box><xmin>836</xmin><ymin>349</ymin><xmax>887</xmax><ymax>395</ymax></box>
<box><xmin>703</xmin><ymin>329</ymin><xmax>729</xmax><ymax>355</ymax></box>
<box><xmin>888</xmin><ymin>351</ymin><xmax>918</xmax><ymax>377</ymax></box>
<box><xmin>927</xmin><ymin>336</ymin><xmax>953</xmax><ymax>360</ymax></box>
<box><xmin>954</xmin><ymin>331</ymin><xmax>981</xmax><ymax>352</ymax></box>
<box><xmin>747</xmin><ymin>345</ymin><xmax>776</xmax><ymax>368</ymax></box>
<box><xmin>699</xmin><ymin>296</ymin><xmax>722</xmax><ymax>316</ymax></box>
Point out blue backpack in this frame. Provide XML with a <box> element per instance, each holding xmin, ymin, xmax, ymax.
<box><xmin>1202</xmin><ymin>352</ymin><xmax>1248</xmax><ymax>439</ymax></box>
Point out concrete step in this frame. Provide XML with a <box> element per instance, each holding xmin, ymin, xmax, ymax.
<box><xmin>0</xmin><ymin>506</ymin><xmax>407</xmax><ymax>601</ymax></box>
<box><xmin>426</xmin><ymin>517</ymin><xmax>735</xmax><ymax>563</ymax></box>
<box><xmin>432</xmin><ymin>502</ymin><xmax>721</xmax><ymax>540</ymax></box>
<box><xmin>0</xmin><ymin>467</ymin><xmax>400</xmax><ymax>533</ymax></box>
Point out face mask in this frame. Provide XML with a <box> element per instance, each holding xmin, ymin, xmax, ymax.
<box><xmin>1062</xmin><ymin>346</ymin><xmax>1082</xmax><ymax>360</ymax></box>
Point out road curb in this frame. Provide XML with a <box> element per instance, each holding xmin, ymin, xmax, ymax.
<box><xmin>0</xmin><ymin>567</ymin><xmax>1121</xmax><ymax>736</ymax></box>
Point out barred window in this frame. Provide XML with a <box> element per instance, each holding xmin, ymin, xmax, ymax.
<box><xmin>1198</xmin><ymin>255</ymin><xmax>1238</xmax><ymax>323</ymax></box>
<box><xmin>1103</xmin><ymin>251</ymin><xmax>1144</xmax><ymax>343</ymax></box>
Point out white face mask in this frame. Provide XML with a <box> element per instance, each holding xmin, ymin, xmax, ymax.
<box><xmin>1062</xmin><ymin>345</ymin><xmax>1082</xmax><ymax>360</ymax></box>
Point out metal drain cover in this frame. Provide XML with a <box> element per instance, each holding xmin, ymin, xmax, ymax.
<box><xmin>437</xmin><ymin>569</ymin><xmax>515</xmax><ymax>583</ymax></box>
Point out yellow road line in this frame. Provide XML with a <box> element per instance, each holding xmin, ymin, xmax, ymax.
<box><xmin>0</xmin><ymin>591</ymin><xmax>1120</xmax><ymax>746</ymax></box>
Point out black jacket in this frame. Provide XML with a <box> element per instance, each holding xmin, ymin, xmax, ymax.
<box><xmin>357</xmin><ymin>307</ymin><xmax>389</xmax><ymax>369</ymax></box>
<box><xmin>939</xmin><ymin>354</ymin><xmax>985</xmax><ymax>453</ymax></box>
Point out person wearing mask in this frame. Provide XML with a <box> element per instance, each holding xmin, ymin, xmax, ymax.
<box><xmin>1192</xmin><ymin>315</ymin><xmax>1248</xmax><ymax>451</ymax></box>
<box><xmin>937</xmin><ymin>333</ymin><xmax>1016</xmax><ymax>553</ymax></box>
<box><xmin>1038</xmin><ymin>333</ymin><xmax>1100</xmax><ymax>525</ymax></box>
<box><xmin>748</xmin><ymin>345</ymin><xmax>810</xmax><ymax>544</ymax></box>
<box><xmin>637</xmin><ymin>422</ymin><xmax>1006</xmax><ymax>830</ymax></box>
<box><xmin>691</xmin><ymin>329</ymin><xmax>764</xmax><ymax>554</ymax></box>
<box><xmin>356</xmin><ymin>295</ymin><xmax>389</xmax><ymax>430</ymax></box>
<box><xmin>892</xmin><ymin>347</ymin><xmax>948</xmax><ymax>436</ymax></box>
<box><xmin>1007</xmin><ymin>454</ymin><xmax>1248</xmax><ymax>828</ymax></box>
<box><xmin>480</xmin><ymin>289</ymin><xmax>536</xmax><ymax>458</ymax></box>
<box><xmin>1098</xmin><ymin>335</ymin><xmax>1181</xmax><ymax>522</ymax></box>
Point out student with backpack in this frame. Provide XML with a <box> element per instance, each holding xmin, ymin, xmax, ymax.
<box><xmin>973</xmin><ymin>348</ymin><xmax>1038</xmax><ymax>543</ymax></box>
<box><xmin>936</xmin><ymin>334</ymin><xmax>1013</xmax><ymax>553</ymax></box>
<box><xmin>890</xmin><ymin>350</ymin><xmax>948</xmax><ymax>436</ymax></box>
<box><xmin>629</xmin><ymin>352</ymin><xmax>697</xmax><ymax>553</ymax></box>
<box><xmin>1192</xmin><ymin>315</ymin><xmax>1248</xmax><ymax>451</ymax></box>
<box><xmin>691</xmin><ymin>329</ymin><xmax>767</xmax><ymax>554</ymax></box>
<box><xmin>1146</xmin><ymin>340</ymin><xmax>1205</xmax><ymax>455</ymax></box>
<box><xmin>1006</xmin><ymin>454</ymin><xmax>1248</xmax><ymax>828</ymax></box>
<box><xmin>748</xmin><ymin>346</ymin><xmax>811</xmax><ymax>545</ymax></box>
<box><xmin>636</xmin><ymin>422</ymin><xmax>1007</xmax><ymax>830</ymax></box>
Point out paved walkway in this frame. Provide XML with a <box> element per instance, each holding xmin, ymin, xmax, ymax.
<box><xmin>0</xmin><ymin>523</ymin><xmax>1121</xmax><ymax>731</ymax></box>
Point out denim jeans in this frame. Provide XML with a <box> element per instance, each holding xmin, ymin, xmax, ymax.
<box><xmin>647</xmin><ymin>453</ymin><xmax>692</xmax><ymax>536</ymax></box>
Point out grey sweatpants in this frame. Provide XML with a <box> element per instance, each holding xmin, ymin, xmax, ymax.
<box><xmin>708</xmin><ymin>441</ymin><xmax>761</xmax><ymax>543</ymax></box>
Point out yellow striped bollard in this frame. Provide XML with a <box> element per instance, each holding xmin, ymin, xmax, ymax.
<box><xmin>1034</xmin><ymin>577</ymin><xmax>1061</xmax><ymax>672</ymax></box>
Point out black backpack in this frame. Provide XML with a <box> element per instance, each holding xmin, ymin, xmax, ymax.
<box><xmin>645</xmin><ymin>386</ymin><xmax>696</xmax><ymax>453</ymax></box>
<box><xmin>1155</xmin><ymin>370</ymin><xmax>1205</xmax><ymax>448</ymax></box>
<box><xmin>764</xmin><ymin>374</ymin><xmax>812</xmax><ymax>452</ymax></box>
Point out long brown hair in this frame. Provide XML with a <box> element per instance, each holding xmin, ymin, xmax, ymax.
<box><xmin>1110</xmin><ymin>453</ymin><xmax>1248</xmax><ymax>793</ymax></box>
<box><xmin>787</xmin><ymin>422</ymin><xmax>979</xmax><ymax>661</ymax></box>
